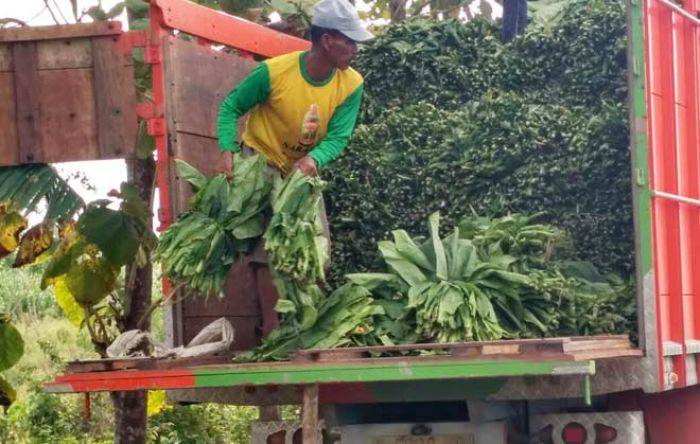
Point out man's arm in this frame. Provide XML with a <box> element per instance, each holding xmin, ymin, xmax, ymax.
<box><xmin>217</xmin><ymin>63</ymin><xmax>271</xmax><ymax>152</ymax></box>
<box><xmin>308</xmin><ymin>84</ymin><xmax>364</xmax><ymax>169</ymax></box>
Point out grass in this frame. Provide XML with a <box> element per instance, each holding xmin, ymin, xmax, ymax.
<box><xmin>0</xmin><ymin>259</ymin><xmax>280</xmax><ymax>443</ymax></box>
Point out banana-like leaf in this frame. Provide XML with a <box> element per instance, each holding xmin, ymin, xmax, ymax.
<box><xmin>0</xmin><ymin>164</ymin><xmax>84</xmax><ymax>221</ymax></box>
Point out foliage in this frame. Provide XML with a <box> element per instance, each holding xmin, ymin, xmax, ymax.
<box><xmin>0</xmin><ymin>312</ymin><xmax>261</xmax><ymax>443</ymax></box>
<box><xmin>246</xmin><ymin>210</ymin><xmax>634</xmax><ymax>361</ymax></box>
<box><xmin>354</xmin><ymin>18</ymin><xmax>503</xmax><ymax>122</ymax></box>
<box><xmin>155</xmin><ymin>155</ymin><xmax>272</xmax><ymax>296</ymax></box>
<box><xmin>328</xmin><ymin>0</ymin><xmax>632</xmax><ymax>284</ymax></box>
<box><xmin>0</xmin><ymin>314</ymin><xmax>23</xmax><ymax>406</ymax></box>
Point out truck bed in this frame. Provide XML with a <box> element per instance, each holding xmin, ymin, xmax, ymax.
<box><xmin>46</xmin><ymin>335</ymin><xmax>640</xmax><ymax>398</ymax></box>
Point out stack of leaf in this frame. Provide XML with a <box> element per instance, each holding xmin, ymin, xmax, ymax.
<box><xmin>264</xmin><ymin>170</ymin><xmax>329</xmax><ymax>330</ymax></box>
<box><xmin>238</xmin><ymin>282</ymin><xmax>383</xmax><ymax>361</ymax></box>
<box><xmin>243</xmin><ymin>212</ymin><xmax>633</xmax><ymax>361</ymax></box>
<box><xmin>238</xmin><ymin>172</ymin><xmax>386</xmax><ymax>361</ymax></box>
<box><xmin>155</xmin><ymin>154</ymin><xmax>272</xmax><ymax>296</ymax></box>
<box><xmin>328</xmin><ymin>0</ymin><xmax>633</xmax><ymax>287</ymax></box>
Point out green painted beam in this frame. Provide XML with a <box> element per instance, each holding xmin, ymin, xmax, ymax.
<box><xmin>626</xmin><ymin>0</ymin><xmax>654</xmax><ymax>276</ymax></box>
<box><xmin>193</xmin><ymin>359</ymin><xmax>596</xmax><ymax>388</ymax></box>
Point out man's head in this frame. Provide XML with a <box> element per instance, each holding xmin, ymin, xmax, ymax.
<box><xmin>311</xmin><ymin>0</ymin><xmax>374</xmax><ymax>70</ymax></box>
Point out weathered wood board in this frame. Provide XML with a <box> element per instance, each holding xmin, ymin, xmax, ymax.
<box><xmin>162</xmin><ymin>36</ymin><xmax>258</xmax><ymax>350</ymax></box>
<box><xmin>0</xmin><ymin>22</ymin><xmax>137</xmax><ymax>165</ymax></box>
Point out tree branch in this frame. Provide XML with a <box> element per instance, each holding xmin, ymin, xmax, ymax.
<box><xmin>136</xmin><ymin>282</ymin><xmax>187</xmax><ymax>330</ymax></box>
<box><xmin>42</xmin><ymin>0</ymin><xmax>62</xmax><ymax>24</ymax></box>
<box><xmin>0</xmin><ymin>18</ymin><xmax>28</xmax><ymax>28</ymax></box>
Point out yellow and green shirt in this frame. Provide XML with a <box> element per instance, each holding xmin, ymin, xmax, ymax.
<box><xmin>217</xmin><ymin>51</ymin><xmax>364</xmax><ymax>173</ymax></box>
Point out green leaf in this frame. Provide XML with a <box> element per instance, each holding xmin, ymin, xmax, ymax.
<box><xmin>175</xmin><ymin>159</ymin><xmax>208</xmax><ymax>192</ymax></box>
<box><xmin>106</xmin><ymin>3</ymin><xmax>126</xmax><ymax>18</ymax></box>
<box><xmin>85</xmin><ymin>6</ymin><xmax>109</xmax><ymax>20</ymax></box>
<box><xmin>392</xmin><ymin>230</ymin><xmax>433</xmax><ymax>271</ymax></box>
<box><xmin>378</xmin><ymin>241</ymin><xmax>427</xmax><ymax>286</ymax></box>
<box><xmin>346</xmin><ymin>273</ymin><xmax>401</xmax><ymax>290</ymax></box>
<box><xmin>78</xmin><ymin>206</ymin><xmax>140</xmax><ymax>267</ymax></box>
<box><xmin>53</xmin><ymin>277</ymin><xmax>85</xmax><ymax>327</ymax></box>
<box><xmin>65</xmin><ymin>242</ymin><xmax>118</xmax><ymax>307</ymax></box>
<box><xmin>275</xmin><ymin>299</ymin><xmax>297</xmax><ymax>314</ymax></box>
<box><xmin>0</xmin><ymin>375</ymin><xmax>16</xmax><ymax>407</ymax></box>
<box><xmin>125</xmin><ymin>0</ymin><xmax>149</xmax><ymax>14</ymax></box>
<box><xmin>428</xmin><ymin>212</ymin><xmax>448</xmax><ymax>281</ymax></box>
<box><xmin>0</xmin><ymin>316</ymin><xmax>23</xmax><ymax>371</ymax></box>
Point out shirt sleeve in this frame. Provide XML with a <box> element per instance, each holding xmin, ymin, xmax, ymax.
<box><xmin>216</xmin><ymin>63</ymin><xmax>271</xmax><ymax>152</ymax></box>
<box><xmin>309</xmin><ymin>84</ymin><xmax>364</xmax><ymax>169</ymax></box>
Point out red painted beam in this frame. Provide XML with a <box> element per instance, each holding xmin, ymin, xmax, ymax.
<box><xmin>48</xmin><ymin>369</ymin><xmax>197</xmax><ymax>393</ymax></box>
<box><xmin>151</xmin><ymin>0</ymin><xmax>310</xmax><ymax>57</ymax></box>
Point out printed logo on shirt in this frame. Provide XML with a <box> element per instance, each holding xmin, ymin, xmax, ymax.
<box><xmin>298</xmin><ymin>104</ymin><xmax>320</xmax><ymax>149</ymax></box>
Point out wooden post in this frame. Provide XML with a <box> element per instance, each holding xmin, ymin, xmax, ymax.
<box><xmin>302</xmin><ymin>384</ymin><xmax>319</xmax><ymax>444</ymax></box>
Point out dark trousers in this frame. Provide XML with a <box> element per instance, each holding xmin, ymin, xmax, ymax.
<box><xmin>502</xmin><ymin>0</ymin><xmax>528</xmax><ymax>42</ymax></box>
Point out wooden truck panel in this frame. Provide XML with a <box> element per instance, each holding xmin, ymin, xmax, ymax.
<box><xmin>0</xmin><ymin>22</ymin><xmax>137</xmax><ymax>165</ymax></box>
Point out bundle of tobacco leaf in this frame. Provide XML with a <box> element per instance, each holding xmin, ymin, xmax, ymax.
<box><xmin>154</xmin><ymin>154</ymin><xmax>272</xmax><ymax>296</ymax></box>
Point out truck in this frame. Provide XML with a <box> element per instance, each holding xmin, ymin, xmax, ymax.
<box><xmin>1</xmin><ymin>0</ymin><xmax>699</xmax><ymax>442</ymax></box>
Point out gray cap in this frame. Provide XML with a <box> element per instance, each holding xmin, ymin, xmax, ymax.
<box><xmin>312</xmin><ymin>0</ymin><xmax>374</xmax><ymax>43</ymax></box>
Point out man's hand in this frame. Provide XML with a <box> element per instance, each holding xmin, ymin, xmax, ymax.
<box><xmin>293</xmin><ymin>156</ymin><xmax>318</xmax><ymax>177</ymax></box>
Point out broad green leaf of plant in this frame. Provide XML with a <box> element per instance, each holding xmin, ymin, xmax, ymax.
<box><xmin>13</xmin><ymin>222</ymin><xmax>54</xmax><ymax>268</ymax></box>
<box><xmin>125</xmin><ymin>0</ymin><xmax>149</xmax><ymax>14</ymax></box>
<box><xmin>65</xmin><ymin>242</ymin><xmax>119</xmax><ymax>307</ymax></box>
<box><xmin>78</xmin><ymin>206</ymin><xmax>140</xmax><ymax>267</ymax></box>
<box><xmin>0</xmin><ymin>210</ymin><xmax>27</xmax><ymax>258</ymax></box>
<box><xmin>378</xmin><ymin>241</ymin><xmax>427</xmax><ymax>286</ymax></box>
<box><xmin>0</xmin><ymin>375</ymin><xmax>15</xmax><ymax>407</ymax></box>
<box><xmin>275</xmin><ymin>299</ymin><xmax>297</xmax><ymax>314</ymax></box>
<box><xmin>53</xmin><ymin>277</ymin><xmax>85</xmax><ymax>327</ymax></box>
<box><xmin>428</xmin><ymin>212</ymin><xmax>448</xmax><ymax>280</ymax></box>
<box><xmin>0</xmin><ymin>316</ymin><xmax>23</xmax><ymax>372</ymax></box>
<box><xmin>175</xmin><ymin>159</ymin><xmax>208</xmax><ymax>192</ymax></box>
<box><xmin>41</xmin><ymin>222</ymin><xmax>80</xmax><ymax>290</ymax></box>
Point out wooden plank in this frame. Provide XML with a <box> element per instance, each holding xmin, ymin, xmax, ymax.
<box><xmin>38</xmin><ymin>68</ymin><xmax>98</xmax><ymax>163</ymax></box>
<box><xmin>37</xmin><ymin>39</ymin><xmax>92</xmax><ymax>70</ymax></box>
<box><xmin>183</xmin><ymin>257</ymin><xmax>261</xmax><ymax>317</ymax></box>
<box><xmin>167</xmin><ymin>37</ymin><xmax>255</xmax><ymax>138</ymax></box>
<box><xmin>0</xmin><ymin>72</ymin><xmax>19</xmax><ymax>165</ymax></box>
<box><xmin>12</xmin><ymin>42</ymin><xmax>41</xmax><ymax>163</ymax></box>
<box><xmin>302</xmin><ymin>384</ymin><xmax>319</xmax><ymax>444</ymax></box>
<box><xmin>66</xmin><ymin>355</ymin><xmax>232</xmax><ymax>374</ymax></box>
<box><xmin>0</xmin><ymin>44</ymin><xmax>12</xmax><ymax>72</ymax></box>
<box><xmin>183</xmin><ymin>316</ymin><xmax>260</xmax><ymax>351</ymax></box>
<box><xmin>562</xmin><ymin>339</ymin><xmax>632</xmax><ymax>353</ymax></box>
<box><xmin>294</xmin><ymin>336</ymin><xmax>640</xmax><ymax>363</ymax></box>
<box><xmin>0</xmin><ymin>22</ymin><xmax>122</xmax><ymax>42</ymax></box>
<box><xmin>92</xmin><ymin>36</ymin><xmax>137</xmax><ymax>158</ymax></box>
<box><xmin>297</xmin><ymin>337</ymin><xmax>572</xmax><ymax>357</ymax></box>
<box><xmin>570</xmin><ymin>348</ymin><xmax>644</xmax><ymax>361</ymax></box>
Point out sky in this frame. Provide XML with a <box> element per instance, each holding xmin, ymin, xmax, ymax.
<box><xmin>1</xmin><ymin>0</ymin><xmax>500</xmax><ymax>226</ymax></box>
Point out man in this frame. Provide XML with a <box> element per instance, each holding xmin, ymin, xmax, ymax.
<box><xmin>216</xmin><ymin>0</ymin><xmax>373</xmax><ymax>336</ymax></box>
